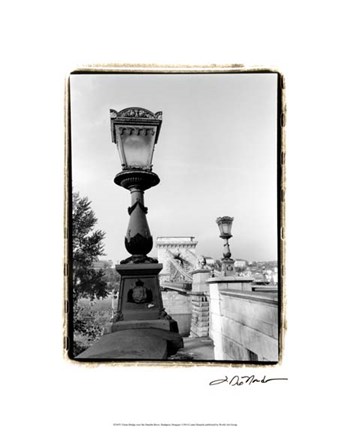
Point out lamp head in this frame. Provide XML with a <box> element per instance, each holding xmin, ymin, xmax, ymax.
<box><xmin>216</xmin><ymin>216</ymin><xmax>234</xmax><ymax>239</ymax></box>
<box><xmin>110</xmin><ymin>107</ymin><xmax>162</xmax><ymax>171</ymax></box>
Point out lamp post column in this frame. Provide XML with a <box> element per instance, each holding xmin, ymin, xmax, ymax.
<box><xmin>113</xmin><ymin>169</ymin><xmax>160</xmax><ymax>263</ymax></box>
<box><xmin>126</xmin><ymin>187</ymin><xmax>151</xmax><ymax>255</ymax></box>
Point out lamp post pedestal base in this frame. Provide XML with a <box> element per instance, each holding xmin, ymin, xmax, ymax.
<box><xmin>222</xmin><ymin>258</ymin><xmax>235</xmax><ymax>276</ymax></box>
<box><xmin>76</xmin><ymin>262</ymin><xmax>183</xmax><ymax>360</ymax></box>
<box><xmin>113</xmin><ymin>263</ymin><xmax>168</xmax><ymax>321</ymax></box>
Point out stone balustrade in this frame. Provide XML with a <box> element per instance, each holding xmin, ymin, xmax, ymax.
<box><xmin>207</xmin><ymin>276</ymin><xmax>279</xmax><ymax>361</ymax></box>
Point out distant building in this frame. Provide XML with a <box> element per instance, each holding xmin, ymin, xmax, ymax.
<box><xmin>245</xmin><ymin>260</ymin><xmax>278</xmax><ymax>284</ymax></box>
<box><xmin>156</xmin><ymin>236</ymin><xmax>198</xmax><ymax>283</ymax></box>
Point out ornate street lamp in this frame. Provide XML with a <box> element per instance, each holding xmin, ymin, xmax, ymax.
<box><xmin>110</xmin><ymin>107</ymin><xmax>163</xmax><ymax>262</ymax></box>
<box><xmin>216</xmin><ymin>216</ymin><xmax>235</xmax><ymax>276</ymax></box>
<box><xmin>108</xmin><ymin>107</ymin><xmax>182</xmax><ymax>357</ymax></box>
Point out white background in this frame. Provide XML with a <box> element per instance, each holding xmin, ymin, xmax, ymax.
<box><xmin>1</xmin><ymin>1</ymin><xmax>349</xmax><ymax>431</ymax></box>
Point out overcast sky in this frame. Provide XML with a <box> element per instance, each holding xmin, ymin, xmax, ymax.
<box><xmin>70</xmin><ymin>72</ymin><xmax>278</xmax><ymax>264</ymax></box>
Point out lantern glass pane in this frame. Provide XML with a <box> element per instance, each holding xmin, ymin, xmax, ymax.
<box><xmin>123</xmin><ymin>134</ymin><xmax>153</xmax><ymax>168</ymax></box>
<box><xmin>216</xmin><ymin>217</ymin><xmax>233</xmax><ymax>237</ymax></box>
<box><xmin>222</xmin><ymin>221</ymin><xmax>232</xmax><ymax>235</ymax></box>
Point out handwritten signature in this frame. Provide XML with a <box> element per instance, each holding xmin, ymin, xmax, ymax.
<box><xmin>209</xmin><ymin>375</ymin><xmax>288</xmax><ymax>386</ymax></box>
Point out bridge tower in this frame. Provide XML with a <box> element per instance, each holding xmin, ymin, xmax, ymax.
<box><xmin>156</xmin><ymin>236</ymin><xmax>198</xmax><ymax>285</ymax></box>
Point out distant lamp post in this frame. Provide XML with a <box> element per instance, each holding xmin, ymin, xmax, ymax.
<box><xmin>216</xmin><ymin>216</ymin><xmax>235</xmax><ymax>276</ymax></box>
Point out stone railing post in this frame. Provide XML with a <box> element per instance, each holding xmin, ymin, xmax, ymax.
<box><xmin>189</xmin><ymin>269</ymin><xmax>211</xmax><ymax>338</ymax></box>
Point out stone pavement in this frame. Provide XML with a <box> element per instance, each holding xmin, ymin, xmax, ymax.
<box><xmin>168</xmin><ymin>336</ymin><xmax>214</xmax><ymax>361</ymax></box>
<box><xmin>76</xmin><ymin>328</ymin><xmax>183</xmax><ymax>360</ymax></box>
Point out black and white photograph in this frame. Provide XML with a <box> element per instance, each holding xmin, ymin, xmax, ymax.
<box><xmin>67</xmin><ymin>69</ymin><xmax>283</xmax><ymax>362</ymax></box>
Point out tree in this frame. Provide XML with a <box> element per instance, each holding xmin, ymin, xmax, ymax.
<box><xmin>102</xmin><ymin>265</ymin><xmax>120</xmax><ymax>294</ymax></box>
<box><xmin>72</xmin><ymin>192</ymin><xmax>108</xmax><ymax>301</ymax></box>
